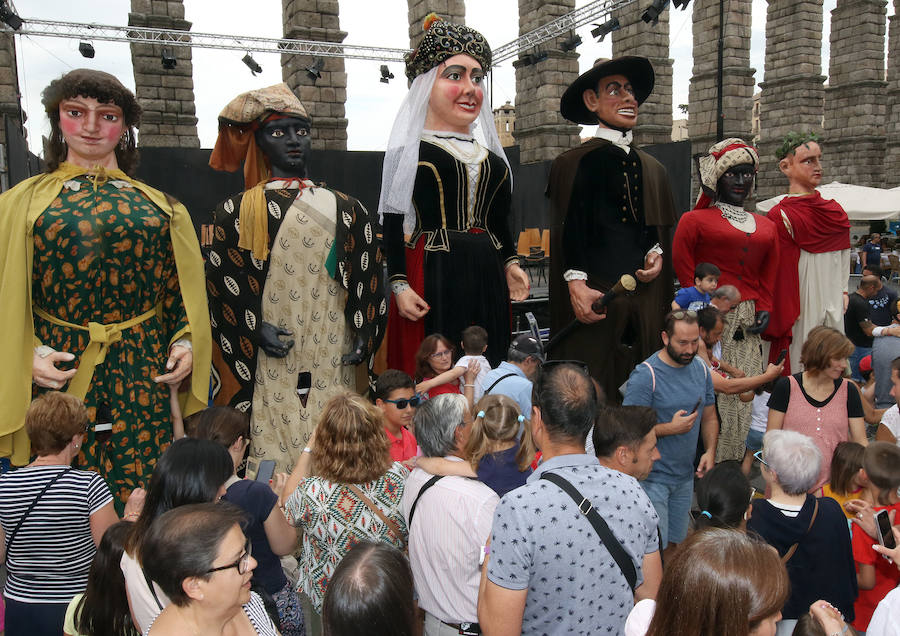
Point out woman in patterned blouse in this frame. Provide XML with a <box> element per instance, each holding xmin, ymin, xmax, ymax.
<box><xmin>281</xmin><ymin>392</ymin><xmax>409</xmax><ymax>634</ymax></box>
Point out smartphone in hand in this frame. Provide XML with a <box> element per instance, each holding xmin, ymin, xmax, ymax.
<box><xmin>775</xmin><ymin>349</ymin><xmax>788</xmax><ymax>365</ymax></box>
<box><xmin>691</xmin><ymin>397</ymin><xmax>703</xmax><ymax>414</ymax></box>
<box><xmin>255</xmin><ymin>459</ymin><xmax>276</xmax><ymax>483</ymax></box>
<box><xmin>875</xmin><ymin>510</ymin><xmax>897</xmax><ymax>559</ymax></box>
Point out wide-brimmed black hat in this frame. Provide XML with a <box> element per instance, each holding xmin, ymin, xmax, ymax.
<box><xmin>560</xmin><ymin>56</ymin><xmax>655</xmax><ymax>125</ymax></box>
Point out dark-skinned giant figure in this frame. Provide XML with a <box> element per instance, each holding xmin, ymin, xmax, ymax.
<box><xmin>206</xmin><ymin>84</ymin><xmax>386</xmax><ymax>472</ymax></box>
<box><xmin>673</xmin><ymin>138</ymin><xmax>778</xmax><ymax>461</ymax></box>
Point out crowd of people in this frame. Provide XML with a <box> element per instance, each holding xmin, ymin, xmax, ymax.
<box><xmin>1</xmin><ymin>10</ymin><xmax>899</xmax><ymax>636</ymax></box>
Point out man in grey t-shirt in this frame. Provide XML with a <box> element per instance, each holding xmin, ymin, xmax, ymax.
<box><xmin>479</xmin><ymin>363</ymin><xmax>660</xmax><ymax>636</ymax></box>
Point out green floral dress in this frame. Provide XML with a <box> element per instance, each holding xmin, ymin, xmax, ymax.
<box><xmin>31</xmin><ymin>175</ymin><xmax>189</xmax><ymax>510</ymax></box>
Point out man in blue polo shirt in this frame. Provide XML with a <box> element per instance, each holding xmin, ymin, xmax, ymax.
<box><xmin>623</xmin><ymin>310</ymin><xmax>716</xmax><ymax>556</ymax></box>
<box><xmin>480</xmin><ymin>334</ymin><xmax>543</xmax><ymax>417</ymax></box>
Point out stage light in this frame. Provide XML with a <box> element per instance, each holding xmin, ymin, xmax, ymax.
<box><xmin>380</xmin><ymin>65</ymin><xmax>394</xmax><ymax>83</ymax></box>
<box><xmin>306</xmin><ymin>58</ymin><xmax>324</xmax><ymax>82</ymax></box>
<box><xmin>161</xmin><ymin>49</ymin><xmax>177</xmax><ymax>70</ymax></box>
<box><xmin>560</xmin><ymin>32</ymin><xmax>582</xmax><ymax>52</ymax></box>
<box><xmin>519</xmin><ymin>49</ymin><xmax>549</xmax><ymax>67</ymax></box>
<box><xmin>590</xmin><ymin>18</ymin><xmax>620</xmax><ymax>42</ymax></box>
<box><xmin>242</xmin><ymin>53</ymin><xmax>262</xmax><ymax>76</ymax></box>
<box><xmin>642</xmin><ymin>0</ymin><xmax>669</xmax><ymax>25</ymax></box>
<box><xmin>672</xmin><ymin>0</ymin><xmax>691</xmax><ymax>8</ymax></box>
<box><xmin>0</xmin><ymin>0</ymin><xmax>23</xmax><ymax>30</ymax></box>
<box><xmin>78</xmin><ymin>42</ymin><xmax>95</xmax><ymax>59</ymax></box>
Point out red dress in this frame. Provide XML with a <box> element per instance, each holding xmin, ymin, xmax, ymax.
<box><xmin>672</xmin><ymin>207</ymin><xmax>778</xmax><ymax>312</ymax></box>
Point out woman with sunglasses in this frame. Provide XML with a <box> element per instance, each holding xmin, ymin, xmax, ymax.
<box><xmin>280</xmin><ymin>392</ymin><xmax>408</xmax><ymax>635</ymax></box>
<box><xmin>140</xmin><ymin>502</ymin><xmax>278</xmax><ymax>635</ymax></box>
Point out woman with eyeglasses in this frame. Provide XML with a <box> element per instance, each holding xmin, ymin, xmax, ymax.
<box><xmin>280</xmin><ymin>392</ymin><xmax>408</xmax><ymax>635</ymax></box>
<box><xmin>414</xmin><ymin>334</ymin><xmax>477</xmax><ymax>403</ymax></box>
<box><xmin>121</xmin><ymin>437</ymin><xmax>234</xmax><ymax>633</ymax></box>
<box><xmin>186</xmin><ymin>406</ymin><xmax>302</xmax><ymax>635</ymax></box>
<box><xmin>0</xmin><ymin>392</ymin><xmax>139</xmax><ymax>635</ymax></box>
<box><xmin>746</xmin><ymin>430</ymin><xmax>857</xmax><ymax>635</ymax></box>
<box><xmin>140</xmin><ymin>502</ymin><xmax>278</xmax><ymax>635</ymax></box>
<box><xmin>766</xmin><ymin>325</ymin><xmax>868</xmax><ymax>494</ymax></box>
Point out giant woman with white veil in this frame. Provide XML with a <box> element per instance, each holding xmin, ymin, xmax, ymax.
<box><xmin>379</xmin><ymin>15</ymin><xmax>529</xmax><ymax>373</ymax></box>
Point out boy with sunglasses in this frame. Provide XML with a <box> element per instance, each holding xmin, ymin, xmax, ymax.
<box><xmin>374</xmin><ymin>370</ymin><xmax>421</xmax><ymax>465</ymax></box>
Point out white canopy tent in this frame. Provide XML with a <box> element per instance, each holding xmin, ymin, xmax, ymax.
<box><xmin>756</xmin><ymin>182</ymin><xmax>900</xmax><ymax>222</ymax></box>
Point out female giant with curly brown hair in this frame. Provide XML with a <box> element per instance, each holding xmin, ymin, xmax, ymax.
<box><xmin>281</xmin><ymin>392</ymin><xmax>408</xmax><ymax>634</ymax></box>
<box><xmin>0</xmin><ymin>69</ymin><xmax>210</xmax><ymax>512</ymax></box>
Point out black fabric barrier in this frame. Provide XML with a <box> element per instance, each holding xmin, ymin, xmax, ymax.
<box><xmin>134</xmin><ymin>141</ymin><xmax>692</xmax><ymax>239</ymax></box>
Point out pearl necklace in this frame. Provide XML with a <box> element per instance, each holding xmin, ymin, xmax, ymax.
<box><xmin>715</xmin><ymin>201</ymin><xmax>749</xmax><ymax>223</ymax></box>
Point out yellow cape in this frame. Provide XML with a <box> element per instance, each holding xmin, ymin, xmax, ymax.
<box><xmin>0</xmin><ymin>163</ymin><xmax>212</xmax><ymax>464</ymax></box>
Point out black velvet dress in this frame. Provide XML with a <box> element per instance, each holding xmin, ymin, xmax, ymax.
<box><xmin>384</xmin><ymin>138</ymin><xmax>517</xmax><ymax>372</ymax></box>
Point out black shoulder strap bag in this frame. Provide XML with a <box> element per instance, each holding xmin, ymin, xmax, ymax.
<box><xmin>483</xmin><ymin>373</ymin><xmax>517</xmax><ymax>396</ymax></box>
<box><xmin>541</xmin><ymin>471</ymin><xmax>637</xmax><ymax>591</ymax></box>
<box><xmin>5</xmin><ymin>467</ymin><xmax>71</xmax><ymax>573</ymax></box>
<box><xmin>408</xmin><ymin>475</ymin><xmax>444</xmax><ymax>528</ymax></box>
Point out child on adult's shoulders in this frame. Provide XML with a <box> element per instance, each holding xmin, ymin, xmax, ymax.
<box><xmin>672</xmin><ymin>262</ymin><xmax>720</xmax><ymax>311</ymax></box>
<box><xmin>374</xmin><ymin>369</ymin><xmax>420</xmax><ymax>467</ymax></box>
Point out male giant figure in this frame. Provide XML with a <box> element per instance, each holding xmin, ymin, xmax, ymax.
<box><xmin>548</xmin><ymin>57</ymin><xmax>677</xmax><ymax>401</ymax></box>
<box><xmin>206</xmin><ymin>84</ymin><xmax>386</xmax><ymax>472</ymax></box>
<box><xmin>764</xmin><ymin>132</ymin><xmax>851</xmax><ymax>373</ymax></box>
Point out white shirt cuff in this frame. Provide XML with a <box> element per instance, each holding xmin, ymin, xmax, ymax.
<box><xmin>171</xmin><ymin>338</ymin><xmax>192</xmax><ymax>352</ymax></box>
<box><xmin>391</xmin><ymin>280</ymin><xmax>411</xmax><ymax>295</ymax></box>
<box><xmin>646</xmin><ymin>243</ymin><xmax>663</xmax><ymax>258</ymax></box>
<box><xmin>563</xmin><ymin>269</ymin><xmax>588</xmax><ymax>282</ymax></box>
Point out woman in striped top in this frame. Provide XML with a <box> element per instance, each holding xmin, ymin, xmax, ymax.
<box><xmin>140</xmin><ymin>503</ymin><xmax>279</xmax><ymax>636</ymax></box>
<box><xmin>0</xmin><ymin>392</ymin><xmax>120</xmax><ymax>635</ymax></box>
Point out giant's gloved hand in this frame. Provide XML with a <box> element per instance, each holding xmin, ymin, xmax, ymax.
<box><xmin>746</xmin><ymin>311</ymin><xmax>770</xmax><ymax>335</ymax></box>
<box><xmin>256</xmin><ymin>322</ymin><xmax>294</xmax><ymax>358</ymax></box>
<box><xmin>342</xmin><ymin>334</ymin><xmax>366</xmax><ymax>366</ymax></box>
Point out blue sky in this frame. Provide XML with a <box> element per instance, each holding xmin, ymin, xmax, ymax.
<box><xmin>11</xmin><ymin>0</ymin><xmax>890</xmax><ymax>152</ymax></box>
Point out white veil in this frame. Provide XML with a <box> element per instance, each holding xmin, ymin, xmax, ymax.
<box><xmin>378</xmin><ymin>68</ymin><xmax>512</xmax><ymax>235</ymax></box>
